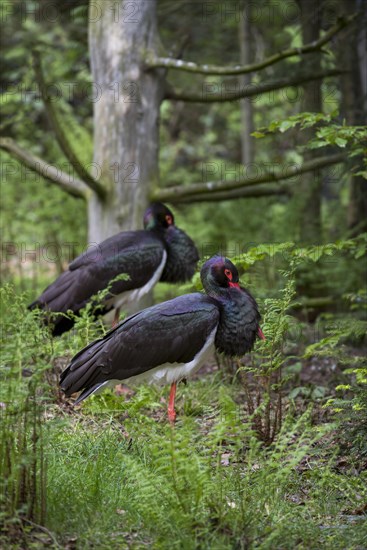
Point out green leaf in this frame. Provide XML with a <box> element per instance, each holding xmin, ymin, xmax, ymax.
<box><xmin>279</xmin><ymin>120</ymin><xmax>295</xmax><ymax>133</ymax></box>
<box><xmin>308</xmin><ymin>139</ymin><xmax>327</xmax><ymax>149</ymax></box>
<box><xmin>289</xmin><ymin>387</ymin><xmax>307</xmax><ymax>399</ymax></box>
<box><xmin>311</xmin><ymin>386</ymin><xmax>327</xmax><ymax>399</ymax></box>
<box><xmin>335</xmin><ymin>137</ymin><xmax>347</xmax><ymax>148</ymax></box>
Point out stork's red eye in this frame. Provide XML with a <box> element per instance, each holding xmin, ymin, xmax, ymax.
<box><xmin>165</xmin><ymin>215</ymin><xmax>173</xmax><ymax>225</ymax></box>
<box><xmin>224</xmin><ymin>268</ymin><xmax>232</xmax><ymax>281</ymax></box>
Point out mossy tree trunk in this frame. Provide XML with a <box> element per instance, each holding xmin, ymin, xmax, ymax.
<box><xmin>88</xmin><ymin>0</ymin><xmax>163</xmax><ymax>243</ymax></box>
<box><xmin>338</xmin><ymin>0</ymin><xmax>367</xmax><ymax>234</ymax></box>
<box><xmin>298</xmin><ymin>0</ymin><xmax>322</xmax><ymax>244</ymax></box>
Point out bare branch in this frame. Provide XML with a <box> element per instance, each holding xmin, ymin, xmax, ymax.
<box><xmin>151</xmin><ymin>153</ymin><xmax>345</xmax><ymax>202</ymax></box>
<box><xmin>165</xmin><ymin>69</ymin><xmax>344</xmax><ymax>103</ymax></box>
<box><xmin>0</xmin><ymin>137</ymin><xmax>87</xmax><ymax>199</ymax></box>
<box><xmin>32</xmin><ymin>51</ymin><xmax>107</xmax><ymax>200</ymax></box>
<box><xmin>147</xmin><ymin>15</ymin><xmax>355</xmax><ymax>76</ymax></box>
<box><xmin>165</xmin><ymin>183</ymin><xmax>291</xmax><ymax>204</ymax></box>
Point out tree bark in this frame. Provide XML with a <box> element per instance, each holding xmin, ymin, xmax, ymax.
<box><xmin>239</xmin><ymin>1</ymin><xmax>254</xmax><ymax>165</ymax></box>
<box><xmin>88</xmin><ymin>0</ymin><xmax>163</xmax><ymax>243</ymax></box>
<box><xmin>298</xmin><ymin>0</ymin><xmax>323</xmax><ymax>244</ymax></box>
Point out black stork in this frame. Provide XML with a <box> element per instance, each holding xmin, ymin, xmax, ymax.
<box><xmin>29</xmin><ymin>203</ymin><xmax>199</xmax><ymax>335</ymax></box>
<box><xmin>60</xmin><ymin>256</ymin><xmax>265</xmax><ymax>423</ymax></box>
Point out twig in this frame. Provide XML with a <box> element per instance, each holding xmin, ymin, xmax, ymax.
<box><xmin>22</xmin><ymin>518</ymin><xmax>61</xmax><ymax>548</ymax></box>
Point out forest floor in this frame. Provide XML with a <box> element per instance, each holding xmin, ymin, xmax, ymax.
<box><xmin>2</xmin><ymin>350</ymin><xmax>367</xmax><ymax>550</ymax></box>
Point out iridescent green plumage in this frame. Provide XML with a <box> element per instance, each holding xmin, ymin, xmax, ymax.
<box><xmin>29</xmin><ymin>203</ymin><xmax>199</xmax><ymax>335</ymax></box>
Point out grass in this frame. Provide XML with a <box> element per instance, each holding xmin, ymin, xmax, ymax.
<box><xmin>43</xmin><ymin>394</ymin><xmax>366</xmax><ymax>550</ymax></box>
<box><xmin>2</xmin><ymin>381</ymin><xmax>367</xmax><ymax>549</ymax></box>
<box><xmin>1</xmin><ymin>278</ymin><xmax>366</xmax><ymax>549</ymax></box>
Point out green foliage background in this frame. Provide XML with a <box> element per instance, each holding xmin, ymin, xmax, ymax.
<box><xmin>0</xmin><ymin>1</ymin><xmax>366</xmax><ymax>547</ymax></box>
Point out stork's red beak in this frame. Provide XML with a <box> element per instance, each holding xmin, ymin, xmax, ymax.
<box><xmin>257</xmin><ymin>327</ymin><xmax>266</xmax><ymax>340</ymax></box>
<box><xmin>228</xmin><ymin>282</ymin><xmax>240</xmax><ymax>288</ymax></box>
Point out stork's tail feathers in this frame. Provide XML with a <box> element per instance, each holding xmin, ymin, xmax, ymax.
<box><xmin>60</xmin><ymin>338</ymin><xmax>107</xmax><ymax>400</ymax></box>
<box><xmin>73</xmin><ymin>381</ymin><xmax>109</xmax><ymax>404</ymax></box>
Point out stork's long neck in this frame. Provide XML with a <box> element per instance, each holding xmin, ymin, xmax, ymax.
<box><xmin>212</xmin><ymin>287</ymin><xmax>260</xmax><ymax>357</ymax></box>
<box><xmin>160</xmin><ymin>226</ymin><xmax>198</xmax><ymax>282</ymax></box>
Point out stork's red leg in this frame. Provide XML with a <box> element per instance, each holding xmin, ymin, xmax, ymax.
<box><xmin>112</xmin><ymin>307</ymin><xmax>121</xmax><ymax>328</ymax></box>
<box><xmin>168</xmin><ymin>382</ymin><xmax>177</xmax><ymax>425</ymax></box>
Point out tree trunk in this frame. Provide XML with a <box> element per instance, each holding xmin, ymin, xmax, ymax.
<box><xmin>338</xmin><ymin>0</ymin><xmax>367</xmax><ymax>234</ymax></box>
<box><xmin>239</xmin><ymin>1</ymin><xmax>254</xmax><ymax>165</ymax></box>
<box><xmin>298</xmin><ymin>0</ymin><xmax>323</xmax><ymax>244</ymax></box>
<box><xmin>88</xmin><ymin>0</ymin><xmax>163</xmax><ymax>243</ymax></box>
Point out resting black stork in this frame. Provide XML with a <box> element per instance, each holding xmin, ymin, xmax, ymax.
<box><xmin>60</xmin><ymin>256</ymin><xmax>265</xmax><ymax>423</ymax></box>
<box><xmin>29</xmin><ymin>203</ymin><xmax>199</xmax><ymax>336</ymax></box>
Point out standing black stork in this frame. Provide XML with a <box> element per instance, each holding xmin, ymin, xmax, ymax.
<box><xmin>29</xmin><ymin>203</ymin><xmax>199</xmax><ymax>335</ymax></box>
<box><xmin>60</xmin><ymin>256</ymin><xmax>265</xmax><ymax>423</ymax></box>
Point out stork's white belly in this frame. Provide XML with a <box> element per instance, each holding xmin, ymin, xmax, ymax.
<box><xmin>105</xmin><ymin>250</ymin><xmax>167</xmax><ymax>310</ymax></box>
<box><xmin>99</xmin><ymin>327</ymin><xmax>217</xmax><ymax>394</ymax></box>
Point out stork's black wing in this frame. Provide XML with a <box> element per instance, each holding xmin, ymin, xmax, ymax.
<box><xmin>29</xmin><ymin>231</ymin><xmax>166</xmax><ymax>334</ymax></box>
<box><xmin>60</xmin><ymin>293</ymin><xmax>220</xmax><ymax>401</ymax></box>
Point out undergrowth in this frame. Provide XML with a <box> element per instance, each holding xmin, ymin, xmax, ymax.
<box><xmin>1</xmin><ymin>236</ymin><xmax>366</xmax><ymax>548</ymax></box>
